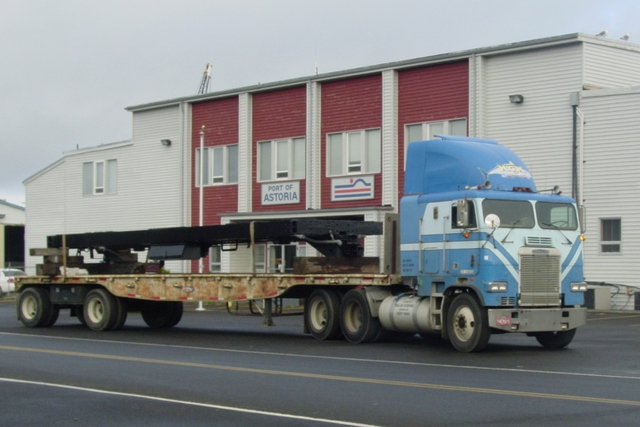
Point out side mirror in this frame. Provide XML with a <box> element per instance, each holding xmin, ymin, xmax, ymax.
<box><xmin>578</xmin><ymin>205</ymin><xmax>586</xmax><ymax>234</ymax></box>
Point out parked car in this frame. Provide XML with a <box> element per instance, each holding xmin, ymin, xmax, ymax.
<box><xmin>0</xmin><ymin>268</ymin><xmax>26</xmax><ymax>297</ymax></box>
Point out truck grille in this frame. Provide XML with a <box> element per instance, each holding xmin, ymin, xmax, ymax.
<box><xmin>526</xmin><ymin>236</ymin><xmax>553</xmax><ymax>247</ymax></box>
<box><xmin>519</xmin><ymin>249</ymin><xmax>561</xmax><ymax>306</ymax></box>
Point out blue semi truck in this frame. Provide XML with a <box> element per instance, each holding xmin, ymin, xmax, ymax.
<box><xmin>16</xmin><ymin>135</ymin><xmax>586</xmax><ymax>352</ymax></box>
<box><xmin>392</xmin><ymin>135</ymin><xmax>586</xmax><ymax>351</ymax></box>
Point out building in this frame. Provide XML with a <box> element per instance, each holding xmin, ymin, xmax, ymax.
<box><xmin>23</xmin><ymin>104</ymin><xmax>190</xmax><ymax>274</ymax></box>
<box><xmin>24</xmin><ymin>33</ymin><xmax>640</xmax><ymax>307</ymax></box>
<box><xmin>0</xmin><ymin>199</ymin><xmax>26</xmax><ymax>269</ymax></box>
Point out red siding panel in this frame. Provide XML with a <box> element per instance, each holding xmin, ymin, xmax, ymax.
<box><xmin>252</xmin><ymin>86</ymin><xmax>307</xmax><ymax>211</ymax></box>
<box><xmin>321</xmin><ymin>75</ymin><xmax>383</xmax><ymax>209</ymax></box>
<box><xmin>191</xmin><ymin>97</ymin><xmax>239</xmax><ymax>228</ymax></box>
<box><xmin>397</xmin><ymin>61</ymin><xmax>469</xmax><ymax>196</ymax></box>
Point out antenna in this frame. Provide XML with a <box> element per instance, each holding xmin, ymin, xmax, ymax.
<box><xmin>197</xmin><ymin>63</ymin><xmax>212</xmax><ymax>94</ymax></box>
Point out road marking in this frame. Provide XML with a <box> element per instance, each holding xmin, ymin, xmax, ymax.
<box><xmin>2</xmin><ymin>331</ymin><xmax>639</xmax><ymax>382</ymax></box>
<box><xmin>2</xmin><ymin>345</ymin><xmax>640</xmax><ymax>408</ymax></box>
<box><xmin>0</xmin><ymin>377</ymin><xmax>381</xmax><ymax>427</ymax></box>
<box><xmin>588</xmin><ymin>314</ymin><xmax>640</xmax><ymax>321</ymax></box>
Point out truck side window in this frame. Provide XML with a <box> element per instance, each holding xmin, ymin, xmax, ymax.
<box><xmin>452</xmin><ymin>202</ymin><xmax>477</xmax><ymax>229</ymax></box>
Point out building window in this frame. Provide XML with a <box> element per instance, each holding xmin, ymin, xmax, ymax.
<box><xmin>253</xmin><ymin>244</ymin><xmax>266</xmax><ymax>273</ymax></box>
<box><xmin>83</xmin><ymin>159</ymin><xmax>117</xmax><ymax>196</ymax></box>
<box><xmin>327</xmin><ymin>129</ymin><xmax>381</xmax><ymax>177</ymax></box>
<box><xmin>258</xmin><ymin>137</ymin><xmax>305</xmax><ymax>182</ymax></box>
<box><xmin>209</xmin><ymin>246</ymin><xmax>221</xmax><ymax>272</ymax></box>
<box><xmin>600</xmin><ymin>218</ymin><xmax>621</xmax><ymax>253</ymax></box>
<box><xmin>196</xmin><ymin>145</ymin><xmax>238</xmax><ymax>186</ymax></box>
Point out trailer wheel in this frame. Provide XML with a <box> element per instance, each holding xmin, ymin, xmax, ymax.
<box><xmin>18</xmin><ymin>287</ymin><xmax>58</xmax><ymax>328</ymax></box>
<box><xmin>447</xmin><ymin>293</ymin><xmax>490</xmax><ymax>352</ymax></box>
<box><xmin>111</xmin><ymin>298</ymin><xmax>129</xmax><ymax>331</ymax></box>
<box><xmin>83</xmin><ymin>289</ymin><xmax>122</xmax><ymax>331</ymax></box>
<box><xmin>533</xmin><ymin>329</ymin><xmax>577</xmax><ymax>349</ymax></box>
<box><xmin>305</xmin><ymin>289</ymin><xmax>342</xmax><ymax>340</ymax></box>
<box><xmin>340</xmin><ymin>289</ymin><xmax>385</xmax><ymax>344</ymax></box>
<box><xmin>141</xmin><ymin>301</ymin><xmax>183</xmax><ymax>328</ymax></box>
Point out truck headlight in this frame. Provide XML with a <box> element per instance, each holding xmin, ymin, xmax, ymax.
<box><xmin>488</xmin><ymin>282</ymin><xmax>508</xmax><ymax>292</ymax></box>
<box><xmin>570</xmin><ymin>282</ymin><xmax>588</xmax><ymax>292</ymax></box>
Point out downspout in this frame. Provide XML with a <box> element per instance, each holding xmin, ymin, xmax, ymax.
<box><xmin>569</xmin><ymin>92</ymin><xmax>580</xmax><ymax>200</ymax></box>
<box><xmin>569</xmin><ymin>92</ymin><xmax>586</xmax><ymax>232</ymax></box>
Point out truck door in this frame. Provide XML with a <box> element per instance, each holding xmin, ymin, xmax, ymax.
<box><xmin>448</xmin><ymin>201</ymin><xmax>480</xmax><ymax>277</ymax></box>
<box><xmin>420</xmin><ymin>202</ymin><xmax>447</xmax><ymax>274</ymax></box>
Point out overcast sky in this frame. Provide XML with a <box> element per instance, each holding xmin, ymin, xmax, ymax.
<box><xmin>1</xmin><ymin>0</ymin><xmax>638</xmax><ymax>206</ymax></box>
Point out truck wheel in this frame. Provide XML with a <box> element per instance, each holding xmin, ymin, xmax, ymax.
<box><xmin>447</xmin><ymin>293</ymin><xmax>490</xmax><ymax>352</ymax></box>
<box><xmin>18</xmin><ymin>287</ymin><xmax>58</xmax><ymax>328</ymax></box>
<box><xmin>83</xmin><ymin>289</ymin><xmax>121</xmax><ymax>331</ymax></box>
<box><xmin>340</xmin><ymin>289</ymin><xmax>385</xmax><ymax>344</ymax></box>
<box><xmin>305</xmin><ymin>289</ymin><xmax>342</xmax><ymax>340</ymax></box>
<box><xmin>141</xmin><ymin>301</ymin><xmax>183</xmax><ymax>328</ymax></box>
<box><xmin>111</xmin><ymin>298</ymin><xmax>129</xmax><ymax>330</ymax></box>
<box><xmin>533</xmin><ymin>329</ymin><xmax>577</xmax><ymax>349</ymax></box>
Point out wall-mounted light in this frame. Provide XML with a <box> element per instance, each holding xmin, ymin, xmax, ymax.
<box><xmin>161</xmin><ymin>139</ymin><xmax>172</xmax><ymax>146</ymax></box>
<box><xmin>509</xmin><ymin>94</ymin><xmax>524</xmax><ymax>104</ymax></box>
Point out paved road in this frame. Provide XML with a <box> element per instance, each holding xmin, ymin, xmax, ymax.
<box><xmin>1</xmin><ymin>300</ymin><xmax>639</xmax><ymax>426</ymax></box>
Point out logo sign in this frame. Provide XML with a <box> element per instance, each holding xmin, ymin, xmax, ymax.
<box><xmin>261</xmin><ymin>181</ymin><xmax>300</xmax><ymax>205</ymax></box>
<box><xmin>331</xmin><ymin>176</ymin><xmax>374</xmax><ymax>201</ymax></box>
<box><xmin>486</xmin><ymin>162</ymin><xmax>532</xmax><ymax>180</ymax></box>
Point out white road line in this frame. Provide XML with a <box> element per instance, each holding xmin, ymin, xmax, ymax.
<box><xmin>2</xmin><ymin>331</ymin><xmax>639</xmax><ymax>382</ymax></box>
<box><xmin>0</xmin><ymin>377</ymin><xmax>381</xmax><ymax>427</ymax></box>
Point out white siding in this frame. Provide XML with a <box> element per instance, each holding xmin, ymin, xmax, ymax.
<box><xmin>481</xmin><ymin>44</ymin><xmax>583</xmax><ymax>192</ymax></box>
<box><xmin>238</xmin><ymin>93</ymin><xmax>252</xmax><ymax>213</ymax></box>
<box><xmin>306</xmin><ymin>81</ymin><xmax>322</xmax><ymax>210</ymax></box>
<box><xmin>128</xmin><ymin>105</ymin><xmax>183</xmax><ymax>226</ymax></box>
<box><xmin>381</xmin><ymin>70</ymin><xmax>398</xmax><ymax>208</ymax></box>
<box><xmin>24</xmin><ymin>161</ymin><xmax>67</xmax><ymax>274</ymax></box>
<box><xmin>0</xmin><ymin>202</ymin><xmax>25</xmax><ymax>224</ymax></box>
<box><xmin>584</xmin><ymin>42</ymin><xmax>640</xmax><ymax>88</ymax></box>
<box><xmin>24</xmin><ymin>105</ymin><xmax>186</xmax><ymax>273</ymax></box>
<box><xmin>579</xmin><ymin>87</ymin><xmax>640</xmax><ymax>308</ymax></box>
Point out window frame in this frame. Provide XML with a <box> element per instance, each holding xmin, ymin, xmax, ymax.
<box><xmin>209</xmin><ymin>246</ymin><xmax>222</xmax><ymax>272</ymax></box>
<box><xmin>599</xmin><ymin>218</ymin><xmax>622</xmax><ymax>254</ymax></box>
<box><xmin>257</xmin><ymin>137</ymin><xmax>306</xmax><ymax>182</ymax></box>
<box><xmin>326</xmin><ymin>128</ymin><xmax>381</xmax><ymax>177</ymax></box>
<box><xmin>195</xmin><ymin>144</ymin><xmax>238</xmax><ymax>187</ymax></box>
<box><xmin>83</xmin><ymin>159</ymin><xmax>117</xmax><ymax>196</ymax></box>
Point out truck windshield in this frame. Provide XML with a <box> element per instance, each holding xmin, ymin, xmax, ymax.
<box><xmin>536</xmin><ymin>202</ymin><xmax>578</xmax><ymax>230</ymax></box>
<box><xmin>482</xmin><ymin>199</ymin><xmax>534</xmax><ymax>228</ymax></box>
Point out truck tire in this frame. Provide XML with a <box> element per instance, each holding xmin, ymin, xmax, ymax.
<box><xmin>83</xmin><ymin>289</ymin><xmax>122</xmax><ymax>331</ymax></box>
<box><xmin>340</xmin><ymin>289</ymin><xmax>385</xmax><ymax>344</ymax></box>
<box><xmin>17</xmin><ymin>287</ymin><xmax>59</xmax><ymax>328</ymax></box>
<box><xmin>111</xmin><ymin>298</ymin><xmax>129</xmax><ymax>331</ymax></box>
<box><xmin>141</xmin><ymin>301</ymin><xmax>183</xmax><ymax>328</ymax></box>
<box><xmin>305</xmin><ymin>289</ymin><xmax>342</xmax><ymax>340</ymax></box>
<box><xmin>447</xmin><ymin>293</ymin><xmax>490</xmax><ymax>352</ymax></box>
<box><xmin>533</xmin><ymin>329</ymin><xmax>577</xmax><ymax>349</ymax></box>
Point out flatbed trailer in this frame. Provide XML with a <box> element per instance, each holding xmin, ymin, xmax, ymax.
<box><xmin>16</xmin><ymin>217</ymin><xmax>404</xmax><ymax>339</ymax></box>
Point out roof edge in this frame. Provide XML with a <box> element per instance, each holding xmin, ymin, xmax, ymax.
<box><xmin>0</xmin><ymin>199</ymin><xmax>26</xmax><ymax>211</ymax></box>
<box><xmin>127</xmin><ymin>33</ymin><xmax>595</xmax><ymax>112</ymax></box>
